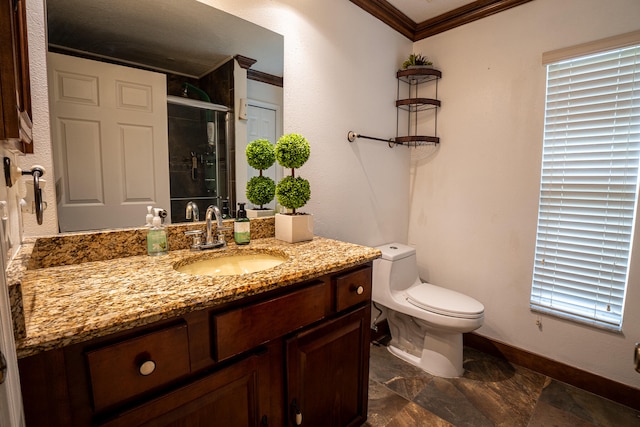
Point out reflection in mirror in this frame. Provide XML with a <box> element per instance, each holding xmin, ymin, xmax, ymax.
<box><xmin>167</xmin><ymin>97</ymin><xmax>229</xmax><ymax>223</ymax></box>
<box><xmin>45</xmin><ymin>0</ymin><xmax>283</xmax><ymax>232</ymax></box>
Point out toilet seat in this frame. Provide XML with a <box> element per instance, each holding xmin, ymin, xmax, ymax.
<box><xmin>406</xmin><ymin>283</ymin><xmax>484</xmax><ymax>319</ymax></box>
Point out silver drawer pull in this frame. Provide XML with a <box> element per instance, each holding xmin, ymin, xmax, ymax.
<box><xmin>139</xmin><ymin>360</ymin><xmax>156</xmax><ymax>376</ymax></box>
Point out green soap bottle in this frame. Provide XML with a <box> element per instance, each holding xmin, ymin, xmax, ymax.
<box><xmin>221</xmin><ymin>199</ymin><xmax>231</xmax><ymax>219</ymax></box>
<box><xmin>234</xmin><ymin>203</ymin><xmax>250</xmax><ymax>245</ymax></box>
<box><xmin>147</xmin><ymin>215</ymin><xmax>168</xmax><ymax>255</ymax></box>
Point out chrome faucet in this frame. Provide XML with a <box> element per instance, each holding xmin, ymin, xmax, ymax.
<box><xmin>204</xmin><ymin>205</ymin><xmax>230</xmax><ymax>248</ymax></box>
<box><xmin>184</xmin><ymin>204</ymin><xmax>230</xmax><ymax>250</ymax></box>
<box><xmin>185</xmin><ymin>201</ymin><xmax>199</xmax><ymax>221</ymax></box>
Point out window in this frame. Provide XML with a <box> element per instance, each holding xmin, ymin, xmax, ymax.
<box><xmin>530</xmin><ymin>42</ymin><xmax>640</xmax><ymax>331</ymax></box>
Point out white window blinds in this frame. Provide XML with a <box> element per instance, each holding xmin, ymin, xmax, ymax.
<box><xmin>531</xmin><ymin>44</ymin><xmax>640</xmax><ymax>331</ymax></box>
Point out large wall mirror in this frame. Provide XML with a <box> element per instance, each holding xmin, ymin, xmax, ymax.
<box><xmin>45</xmin><ymin>0</ymin><xmax>284</xmax><ymax>232</ymax></box>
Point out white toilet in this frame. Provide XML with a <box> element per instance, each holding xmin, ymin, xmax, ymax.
<box><xmin>372</xmin><ymin>243</ymin><xmax>484</xmax><ymax>377</ymax></box>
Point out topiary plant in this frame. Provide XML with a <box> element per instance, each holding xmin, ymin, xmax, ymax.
<box><xmin>275</xmin><ymin>133</ymin><xmax>311</xmax><ymax>214</ymax></box>
<box><xmin>401</xmin><ymin>53</ymin><xmax>433</xmax><ymax>69</ymax></box>
<box><xmin>245</xmin><ymin>139</ymin><xmax>276</xmax><ymax>209</ymax></box>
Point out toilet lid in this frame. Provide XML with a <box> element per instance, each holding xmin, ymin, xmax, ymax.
<box><xmin>406</xmin><ymin>283</ymin><xmax>484</xmax><ymax>319</ymax></box>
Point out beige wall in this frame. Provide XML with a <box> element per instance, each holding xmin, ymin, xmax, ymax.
<box><xmin>24</xmin><ymin>0</ymin><xmax>413</xmax><ymax>245</ymax></box>
<box><xmin>22</xmin><ymin>0</ymin><xmax>56</xmax><ymax>235</ymax></box>
<box><xmin>205</xmin><ymin>0</ymin><xmax>413</xmax><ymax>246</ymax></box>
<box><xmin>411</xmin><ymin>0</ymin><xmax>640</xmax><ymax>387</ymax></box>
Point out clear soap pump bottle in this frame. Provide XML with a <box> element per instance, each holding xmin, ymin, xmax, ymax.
<box><xmin>145</xmin><ymin>205</ymin><xmax>154</xmax><ymax>227</ymax></box>
<box><xmin>234</xmin><ymin>203</ymin><xmax>250</xmax><ymax>245</ymax></box>
<box><xmin>147</xmin><ymin>213</ymin><xmax>168</xmax><ymax>256</ymax></box>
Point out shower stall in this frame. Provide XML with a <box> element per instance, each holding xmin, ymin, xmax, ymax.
<box><xmin>167</xmin><ymin>95</ymin><xmax>232</xmax><ymax>223</ymax></box>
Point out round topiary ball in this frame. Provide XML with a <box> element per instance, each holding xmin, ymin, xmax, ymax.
<box><xmin>275</xmin><ymin>134</ymin><xmax>310</xmax><ymax>169</ymax></box>
<box><xmin>246</xmin><ymin>139</ymin><xmax>276</xmax><ymax>171</ymax></box>
<box><xmin>246</xmin><ymin>176</ymin><xmax>275</xmax><ymax>207</ymax></box>
<box><xmin>276</xmin><ymin>176</ymin><xmax>311</xmax><ymax>210</ymax></box>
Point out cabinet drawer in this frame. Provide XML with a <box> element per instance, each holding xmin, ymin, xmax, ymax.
<box><xmin>86</xmin><ymin>323</ymin><xmax>190</xmax><ymax>411</ymax></box>
<box><xmin>334</xmin><ymin>266</ymin><xmax>372</xmax><ymax>312</ymax></box>
<box><xmin>213</xmin><ymin>280</ymin><xmax>327</xmax><ymax>361</ymax></box>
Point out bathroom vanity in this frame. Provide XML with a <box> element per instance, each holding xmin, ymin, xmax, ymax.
<box><xmin>11</xmin><ymin>231</ymin><xmax>379</xmax><ymax>427</ymax></box>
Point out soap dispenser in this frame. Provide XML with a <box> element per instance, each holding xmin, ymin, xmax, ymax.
<box><xmin>234</xmin><ymin>203</ymin><xmax>250</xmax><ymax>245</ymax></box>
<box><xmin>145</xmin><ymin>205</ymin><xmax>154</xmax><ymax>227</ymax></box>
<box><xmin>147</xmin><ymin>212</ymin><xmax>168</xmax><ymax>256</ymax></box>
<box><xmin>221</xmin><ymin>199</ymin><xmax>231</xmax><ymax>219</ymax></box>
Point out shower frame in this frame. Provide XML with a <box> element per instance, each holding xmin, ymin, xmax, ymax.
<box><xmin>167</xmin><ymin>95</ymin><xmax>233</xmax><ymax>220</ymax></box>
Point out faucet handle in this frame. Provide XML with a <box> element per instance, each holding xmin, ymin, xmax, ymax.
<box><xmin>184</xmin><ymin>229</ymin><xmax>204</xmax><ymax>250</ymax></box>
<box><xmin>216</xmin><ymin>232</ymin><xmax>227</xmax><ymax>246</ymax></box>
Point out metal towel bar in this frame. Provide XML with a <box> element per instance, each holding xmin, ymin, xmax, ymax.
<box><xmin>3</xmin><ymin>157</ymin><xmax>46</xmax><ymax>225</ymax></box>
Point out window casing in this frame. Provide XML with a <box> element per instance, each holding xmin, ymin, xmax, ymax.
<box><xmin>530</xmin><ymin>43</ymin><xmax>640</xmax><ymax>331</ymax></box>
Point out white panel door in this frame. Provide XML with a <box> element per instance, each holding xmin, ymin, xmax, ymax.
<box><xmin>0</xmin><ymin>221</ymin><xmax>24</xmax><ymax>427</ymax></box>
<box><xmin>246</xmin><ymin>104</ymin><xmax>278</xmax><ymax>209</ymax></box>
<box><xmin>48</xmin><ymin>53</ymin><xmax>170</xmax><ymax>231</ymax></box>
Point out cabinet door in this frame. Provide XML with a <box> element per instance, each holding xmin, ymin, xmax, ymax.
<box><xmin>286</xmin><ymin>306</ymin><xmax>371</xmax><ymax>427</ymax></box>
<box><xmin>0</xmin><ymin>0</ymin><xmax>32</xmax><ymax>153</ymax></box>
<box><xmin>100</xmin><ymin>351</ymin><xmax>273</xmax><ymax>427</ymax></box>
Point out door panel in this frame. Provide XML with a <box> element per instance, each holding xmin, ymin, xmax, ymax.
<box><xmin>120</xmin><ymin>124</ymin><xmax>156</xmax><ymax>201</ymax></box>
<box><xmin>60</xmin><ymin>118</ymin><xmax>103</xmax><ymax>203</ymax></box>
<box><xmin>286</xmin><ymin>307</ymin><xmax>370</xmax><ymax>427</ymax></box>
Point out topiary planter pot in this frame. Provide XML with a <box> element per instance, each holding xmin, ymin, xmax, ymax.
<box><xmin>246</xmin><ymin>208</ymin><xmax>275</xmax><ymax>218</ymax></box>
<box><xmin>275</xmin><ymin>213</ymin><xmax>313</xmax><ymax>243</ymax></box>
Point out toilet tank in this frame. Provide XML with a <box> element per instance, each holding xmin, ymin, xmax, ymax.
<box><xmin>373</xmin><ymin>243</ymin><xmax>420</xmax><ymax>304</ymax></box>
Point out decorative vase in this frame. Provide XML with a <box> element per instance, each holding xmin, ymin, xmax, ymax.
<box><xmin>246</xmin><ymin>208</ymin><xmax>275</xmax><ymax>219</ymax></box>
<box><xmin>275</xmin><ymin>213</ymin><xmax>313</xmax><ymax>243</ymax></box>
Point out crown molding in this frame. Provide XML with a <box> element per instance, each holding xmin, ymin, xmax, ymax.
<box><xmin>350</xmin><ymin>0</ymin><xmax>535</xmax><ymax>41</ymax></box>
<box><xmin>247</xmin><ymin>69</ymin><xmax>283</xmax><ymax>88</ymax></box>
<box><xmin>349</xmin><ymin>0</ymin><xmax>416</xmax><ymax>40</ymax></box>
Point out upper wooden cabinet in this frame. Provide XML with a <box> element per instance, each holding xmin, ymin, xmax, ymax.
<box><xmin>0</xmin><ymin>0</ymin><xmax>33</xmax><ymax>153</ymax></box>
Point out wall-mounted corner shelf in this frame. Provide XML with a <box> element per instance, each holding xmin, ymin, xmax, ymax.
<box><xmin>394</xmin><ymin>135</ymin><xmax>440</xmax><ymax>145</ymax></box>
<box><xmin>396</xmin><ymin>68</ymin><xmax>442</xmax><ymax>84</ymax></box>
<box><xmin>395</xmin><ymin>67</ymin><xmax>441</xmax><ymax>146</ymax></box>
<box><xmin>395</xmin><ymin>98</ymin><xmax>441</xmax><ymax>112</ymax></box>
<box><xmin>347</xmin><ymin>68</ymin><xmax>442</xmax><ymax>149</ymax></box>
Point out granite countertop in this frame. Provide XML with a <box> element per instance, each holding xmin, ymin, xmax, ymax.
<box><xmin>10</xmin><ymin>233</ymin><xmax>380</xmax><ymax>359</ymax></box>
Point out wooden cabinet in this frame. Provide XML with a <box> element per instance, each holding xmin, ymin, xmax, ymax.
<box><xmin>99</xmin><ymin>350</ymin><xmax>273</xmax><ymax>427</ymax></box>
<box><xmin>213</xmin><ymin>280</ymin><xmax>328</xmax><ymax>361</ymax></box>
<box><xmin>286</xmin><ymin>306</ymin><xmax>370</xmax><ymax>427</ymax></box>
<box><xmin>18</xmin><ymin>264</ymin><xmax>373</xmax><ymax>426</ymax></box>
<box><xmin>285</xmin><ymin>267</ymin><xmax>372</xmax><ymax>427</ymax></box>
<box><xmin>0</xmin><ymin>0</ymin><xmax>32</xmax><ymax>153</ymax></box>
<box><xmin>86</xmin><ymin>323</ymin><xmax>191</xmax><ymax>412</ymax></box>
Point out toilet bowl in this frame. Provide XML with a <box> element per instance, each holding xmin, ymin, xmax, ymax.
<box><xmin>372</xmin><ymin>243</ymin><xmax>484</xmax><ymax>377</ymax></box>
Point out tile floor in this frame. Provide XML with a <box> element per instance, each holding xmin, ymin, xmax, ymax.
<box><xmin>364</xmin><ymin>338</ymin><xmax>640</xmax><ymax>427</ymax></box>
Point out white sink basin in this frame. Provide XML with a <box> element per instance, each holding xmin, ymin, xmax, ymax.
<box><xmin>175</xmin><ymin>252</ymin><xmax>287</xmax><ymax>276</ymax></box>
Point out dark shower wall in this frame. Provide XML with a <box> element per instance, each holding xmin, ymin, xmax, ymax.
<box><xmin>167</xmin><ymin>103</ymin><xmax>228</xmax><ymax>223</ymax></box>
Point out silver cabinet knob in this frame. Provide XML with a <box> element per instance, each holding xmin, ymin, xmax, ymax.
<box><xmin>139</xmin><ymin>360</ymin><xmax>156</xmax><ymax>376</ymax></box>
